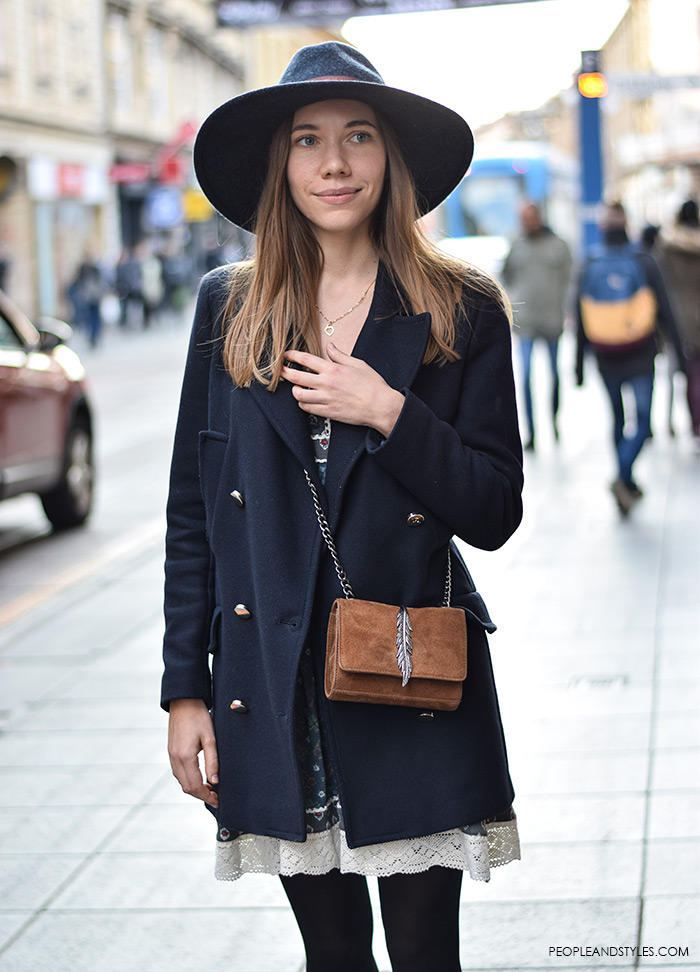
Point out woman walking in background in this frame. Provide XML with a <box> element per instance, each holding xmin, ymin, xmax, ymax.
<box><xmin>659</xmin><ymin>200</ymin><xmax>700</xmax><ymax>448</ymax></box>
<box><xmin>162</xmin><ymin>42</ymin><xmax>523</xmax><ymax>972</ymax></box>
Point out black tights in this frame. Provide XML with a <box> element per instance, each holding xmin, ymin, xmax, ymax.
<box><xmin>280</xmin><ymin>866</ymin><xmax>463</xmax><ymax>972</ymax></box>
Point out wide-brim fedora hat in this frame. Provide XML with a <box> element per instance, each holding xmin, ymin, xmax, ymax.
<box><xmin>194</xmin><ymin>41</ymin><xmax>474</xmax><ymax>231</ymax></box>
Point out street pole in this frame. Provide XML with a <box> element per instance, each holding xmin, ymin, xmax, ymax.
<box><xmin>578</xmin><ymin>50</ymin><xmax>606</xmax><ymax>252</ymax></box>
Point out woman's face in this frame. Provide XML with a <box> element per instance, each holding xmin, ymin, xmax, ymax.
<box><xmin>286</xmin><ymin>99</ymin><xmax>387</xmax><ymax>240</ymax></box>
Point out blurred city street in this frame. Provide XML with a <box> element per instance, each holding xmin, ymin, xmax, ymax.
<box><xmin>0</xmin><ymin>318</ymin><xmax>698</xmax><ymax>972</ymax></box>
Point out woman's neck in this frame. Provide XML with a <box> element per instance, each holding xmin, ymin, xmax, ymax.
<box><xmin>316</xmin><ymin>230</ymin><xmax>378</xmax><ymax>284</ymax></box>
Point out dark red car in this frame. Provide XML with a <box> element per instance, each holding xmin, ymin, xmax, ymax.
<box><xmin>0</xmin><ymin>289</ymin><xmax>94</xmax><ymax>528</ymax></box>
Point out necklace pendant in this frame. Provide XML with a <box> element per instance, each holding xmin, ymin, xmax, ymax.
<box><xmin>324</xmin><ymin>323</ymin><xmax>335</xmax><ymax>336</ymax></box>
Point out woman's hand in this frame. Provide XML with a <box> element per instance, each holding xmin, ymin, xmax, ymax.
<box><xmin>168</xmin><ymin>698</ymin><xmax>219</xmax><ymax>808</ymax></box>
<box><xmin>282</xmin><ymin>344</ymin><xmax>404</xmax><ymax>438</ymax></box>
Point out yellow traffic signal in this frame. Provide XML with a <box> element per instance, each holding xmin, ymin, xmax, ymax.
<box><xmin>578</xmin><ymin>72</ymin><xmax>609</xmax><ymax>98</ymax></box>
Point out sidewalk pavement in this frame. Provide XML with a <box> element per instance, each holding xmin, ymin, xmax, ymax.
<box><xmin>0</xmin><ymin>342</ymin><xmax>698</xmax><ymax>972</ymax></box>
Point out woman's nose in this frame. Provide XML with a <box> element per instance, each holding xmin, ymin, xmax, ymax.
<box><xmin>321</xmin><ymin>142</ymin><xmax>350</xmax><ymax>176</ymax></box>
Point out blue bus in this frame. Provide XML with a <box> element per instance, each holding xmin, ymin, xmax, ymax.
<box><xmin>429</xmin><ymin>141</ymin><xmax>579</xmax><ymax>276</ymax></box>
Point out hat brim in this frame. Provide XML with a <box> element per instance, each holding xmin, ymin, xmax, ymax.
<box><xmin>194</xmin><ymin>80</ymin><xmax>473</xmax><ymax>231</ymax></box>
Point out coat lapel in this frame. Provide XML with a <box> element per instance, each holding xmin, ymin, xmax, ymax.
<box><xmin>247</xmin><ymin>373</ymin><xmax>320</xmax><ymax>484</ymax></box>
<box><xmin>247</xmin><ymin>266</ymin><xmax>432</xmax><ymax>503</ymax></box>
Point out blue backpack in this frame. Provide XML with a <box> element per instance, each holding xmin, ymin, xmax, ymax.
<box><xmin>580</xmin><ymin>244</ymin><xmax>656</xmax><ymax>349</ymax></box>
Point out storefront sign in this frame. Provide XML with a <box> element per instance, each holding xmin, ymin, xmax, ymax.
<box><xmin>217</xmin><ymin>0</ymin><xmax>555</xmax><ymax>25</ymax></box>
<box><xmin>110</xmin><ymin>162</ymin><xmax>152</xmax><ymax>184</ymax></box>
<box><xmin>145</xmin><ymin>186</ymin><xmax>183</xmax><ymax>229</ymax></box>
<box><xmin>183</xmin><ymin>188</ymin><xmax>213</xmax><ymax>222</ymax></box>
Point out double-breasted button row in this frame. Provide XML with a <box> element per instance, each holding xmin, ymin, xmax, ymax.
<box><xmin>230</xmin><ymin>493</ymin><xmax>250</xmax><ymax>617</ymax></box>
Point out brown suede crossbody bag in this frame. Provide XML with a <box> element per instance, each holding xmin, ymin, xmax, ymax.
<box><xmin>305</xmin><ymin>471</ymin><xmax>467</xmax><ymax>711</ymax></box>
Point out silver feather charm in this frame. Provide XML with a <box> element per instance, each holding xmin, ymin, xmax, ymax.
<box><xmin>396</xmin><ymin>607</ymin><xmax>413</xmax><ymax>686</ymax></box>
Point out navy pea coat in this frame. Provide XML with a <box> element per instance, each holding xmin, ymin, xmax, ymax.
<box><xmin>161</xmin><ymin>264</ymin><xmax>523</xmax><ymax>848</ymax></box>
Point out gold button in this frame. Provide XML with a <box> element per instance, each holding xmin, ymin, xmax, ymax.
<box><xmin>230</xmin><ymin>490</ymin><xmax>244</xmax><ymax>507</ymax></box>
<box><xmin>234</xmin><ymin>604</ymin><xmax>251</xmax><ymax>618</ymax></box>
<box><xmin>230</xmin><ymin>699</ymin><xmax>248</xmax><ymax>713</ymax></box>
<box><xmin>407</xmin><ymin>513</ymin><xmax>425</xmax><ymax>527</ymax></box>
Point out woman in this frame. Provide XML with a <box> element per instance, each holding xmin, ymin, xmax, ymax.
<box><xmin>163</xmin><ymin>42</ymin><xmax>523</xmax><ymax>972</ymax></box>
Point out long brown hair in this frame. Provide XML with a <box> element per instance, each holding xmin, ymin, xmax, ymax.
<box><xmin>220</xmin><ymin>107</ymin><xmax>509</xmax><ymax>389</ymax></box>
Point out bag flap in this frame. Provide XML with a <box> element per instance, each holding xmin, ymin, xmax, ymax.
<box><xmin>333</xmin><ymin>600</ymin><xmax>467</xmax><ymax>682</ymax></box>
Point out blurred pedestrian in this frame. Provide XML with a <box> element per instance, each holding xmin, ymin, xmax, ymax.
<box><xmin>658</xmin><ymin>200</ymin><xmax>700</xmax><ymax>448</ymax></box>
<box><xmin>0</xmin><ymin>241</ymin><xmax>9</xmax><ymax>292</ymax></box>
<box><xmin>639</xmin><ymin>222</ymin><xmax>677</xmax><ymax>437</ymax></box>
<box><xmin>160</xmin><ymin>242</ymin><xmax>191</xmax><ymax>313</ymax></box>
<box><xmin>501</xmin><ymin>202</ymin><xmax>572</xmax><ymax>450</ymax></box>
<box><xmin>69</xmin><ymin>252</ymin><xmax>105</xmax><ymax>348</ymax></box>
<box><xmin>576</xmin><ymin>201</ymin><xmax>686</xmax><ymax>515</ymax></box>
<box><xmin>136</xmin><ymin>241</ymin><xmax>164</xmax><ymax>328</ymax></box>
<box><xmin>115</xmin><ymin>249</ymin><xmax>142</xmax><ymax>328</ymax></box>
<box><xmin>640</xmin><ymin>223</ymin><xmax>660</xmax><ymax>252</ymax></box>
<box><xmin>162</xmin><ymin>41</ymin><xmax>523</xmax><ymax>972</ymax></box>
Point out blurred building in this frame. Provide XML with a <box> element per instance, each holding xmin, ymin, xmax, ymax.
<box><xmin>0</xmin><ymin>0</ymin><xmax>110</xmax><ymax>315</ymax></box>
<box><xmin>473</xmin><ymin>0</ymin><xmax>699</xmax><ymax>246</ymax></box>
<box><xmin>602</xmin><ymin>0</ymin><xmax>700</xmax><ymax>228</ymax></box>
<box><xmin>0</xmin><ymin>0</ymin><xmax>337</xmax><ymax>318</ymax></box>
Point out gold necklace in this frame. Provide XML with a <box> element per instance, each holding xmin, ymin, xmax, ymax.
<box><xmin>316</xmin><ymin>279</ymin><xmax>374</xmax><ymax>336</ymax></box>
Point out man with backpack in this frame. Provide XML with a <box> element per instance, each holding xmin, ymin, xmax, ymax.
<box><xmin>576</xmin><ymin>202</ymin><xmax>685</xmax><ymax>516</ymax></box>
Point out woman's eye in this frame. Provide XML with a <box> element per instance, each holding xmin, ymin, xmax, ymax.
<box><xmin>298</xmin><ymin>135</ymin><xmax>316</xmax><ymax>147</ymax></box>
<box><xmin>351</xmin><ymin>132</ymin><xmax>370</xmax><ymax>143</ymax></box>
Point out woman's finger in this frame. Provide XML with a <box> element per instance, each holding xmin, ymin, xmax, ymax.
<box><xmin>203</xmin><ymin>735</ymin><xmax>219</xmax><ymax>786</ymax></box>
<box><xmin>284</xmin><ymin>349</ymin><xmax>329</xmax><ymax>372</ymax></box>
<box><xmin>281</xmin><ymin>365</ymin><xmax>322</xmax><ymax>387</ymax></box>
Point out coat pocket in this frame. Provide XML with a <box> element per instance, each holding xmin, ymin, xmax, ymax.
<box><xmin>208</xmin><ymin>604</ymin><xmax>222</xmax><ymax>655</ymax></box>
<box><xmin>452</xmin><ymin>591</ymin><xmax>497</xmax><ymax>634</ymax></box>
<box><xmin>198</xmin><ymin>430</ymin><xmax>229</xmax><ymax>537</ymax></box>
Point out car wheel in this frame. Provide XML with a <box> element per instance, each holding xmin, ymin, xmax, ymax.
<box><xmin>40</xmin><ymin>419</ymin><xmax>94</xmax><ymax>529</ymax></box>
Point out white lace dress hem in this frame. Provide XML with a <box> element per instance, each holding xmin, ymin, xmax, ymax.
<box><xmin>215</xmin><ymin>818</ymin><xmax>520</xmax><ymax>883</ymax></box>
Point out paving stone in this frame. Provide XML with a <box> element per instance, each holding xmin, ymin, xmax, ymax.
<box><xmin>0</xmin><ymin>765</ymin><xmax>169</xmax><ymax>809</ymax></box>
<box><xmin>0</xmin><ymin>908</ymin><xmax>304</xmax><ymax>972</ymax></box>
<box><xmin>0</xmin><ymin>729</ymin><xmax>165</xmax><ymax>768</ymax></box>
<box><xmin>638</xmin><ymin>895</ymin><xmax>700</xmax><ymax>965</ymax></box>
<box><xmin>0</xmin><ymin>855</ymin><xmax>85</xmax><ymax>910</ymax></box>
<box><xmin>647</xmin><ymin>793</ymin><xmax>700</xmax><ymax>839</ymax></box>
<box><xmin>0</xmin><ymin>806</ymin><xmax>128</xmax><ymax>854</ymax></box>
<box><xmin>48</xmin><ymin>853</ymin><xmax>288</xmax><ymax>910</ymax></box>
<box><xmin>6</xmin><ymin>698</ymin><xmax>166</xmax><ymax>733</ymax></box>
<box><xmin>0</xmin><ymin>912</ymin><xmax>34</xmax><ymax>952</ymax></box>
<box><xmin>651</xmin><ymin>750</ymin><xmax>700</xmax><ymax>790</ymax></box>
<box><xmin>515</xmin><ymin>793</ymin><xmax>646</xmax><ymax>843</ymax></box>
<box><xmin>643</xmin><ymin>840</ymin><xmax>700</xmax><ymax>896</ymax></box>
<box><xmin>458</xmin><ymin>842</ymin><xmax>643</xmax><ymax>903</ymax></box>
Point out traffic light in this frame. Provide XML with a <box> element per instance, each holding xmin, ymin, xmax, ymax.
<box><xmin>578</xmin><ymin>72</ymin><xmax>608</xmax><ymax>99</ymax></box>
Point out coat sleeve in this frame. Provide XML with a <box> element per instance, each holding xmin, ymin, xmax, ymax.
<box><xmin>366</xmin><ymin>295</ymin><xmax>523</xmax><ymax>551</ymax></box>
<box><xmin>638</xmin><ymin>250</ymin><xmax>687</xmax><ymax>366</ymax></box>
<box><xmin>161</xmin><ymin>273</ymin><xmax>220</xmax><ymax>710</ymax></box>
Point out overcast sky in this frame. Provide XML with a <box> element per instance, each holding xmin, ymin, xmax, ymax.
<box><xmin>343</xmin><ymin>0</ymin><xmax>630</xmax><ymax>129</ymax></box>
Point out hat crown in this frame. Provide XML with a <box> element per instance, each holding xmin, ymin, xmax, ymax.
<box><xmin>279</xmin><ymin>42</ymin><xmax>385</xmax><ymax>87</ymax></box>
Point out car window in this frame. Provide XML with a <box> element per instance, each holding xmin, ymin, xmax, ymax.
<box><xmin>0</xmin><ymin>312</ymin><xmax>24</xmax><ymax>349</ymax></box>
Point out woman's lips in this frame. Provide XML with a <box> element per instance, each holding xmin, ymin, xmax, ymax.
<box><xmin>315</xmin><ymin>187</ymin><xmax>360</xmax><ymax>203</ymax></box>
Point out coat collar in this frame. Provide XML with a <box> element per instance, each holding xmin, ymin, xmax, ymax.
<box><xmin>247</xmin><ymin>264</ymin><xmax>432</xmax><ymax>507</ymax></box>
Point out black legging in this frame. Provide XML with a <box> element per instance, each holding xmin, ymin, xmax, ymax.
<box><xmin>280</xmin><ymin>866</ymin><xmax>463</xmax><ymax>972</ymax></box>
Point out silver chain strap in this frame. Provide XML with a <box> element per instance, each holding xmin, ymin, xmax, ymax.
<box><xmin>304</xmin><ymin>470</ymin><xmax>355</xmax><ymax>599</ymax></box>
<box><xmin>304</xmin><ymin>469</ymin><xmax>451</xmax><ymax>606</ymax></box>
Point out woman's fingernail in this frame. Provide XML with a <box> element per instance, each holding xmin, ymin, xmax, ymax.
<box><xmin>211</xmin><ymin>775</ymin><xmax>218</xmax><ymax>783</ymax></box>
